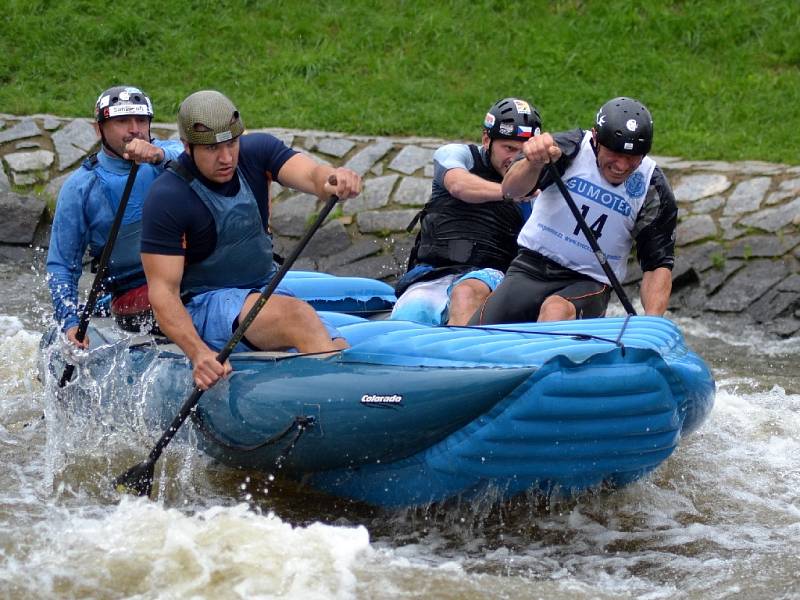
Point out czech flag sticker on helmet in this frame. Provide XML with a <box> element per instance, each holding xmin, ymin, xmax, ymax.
<box><xmin>484</xmin><ymin>112</ymin><xmax>496</xmax><ymax>128</ymax></box>
<box><xmin>516</xmin><ymin>125</ymin><xmax>534</xmax><ymax>138</ymax></box>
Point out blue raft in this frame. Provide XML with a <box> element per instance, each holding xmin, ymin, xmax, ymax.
<box><xmin>47</xmin><ymin>273</ymin><xmax>715</xmax><ymax>508</ymax></box>
<box><xmin>275</xmin><ymin>270</ymin><xmax>396</xmax><ymax>316</ymax></box>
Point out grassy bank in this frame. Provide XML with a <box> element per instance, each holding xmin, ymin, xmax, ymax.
<box><xmin>1</xmin><ymin>0</ymin><xmax>798</xmax><ymax>163</ymax></box>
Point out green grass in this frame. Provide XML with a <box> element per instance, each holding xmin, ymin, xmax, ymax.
<box><xmin>1</xmin><ymin>0</ymin><xmax>798</xmax><ymax>163</ymax></box>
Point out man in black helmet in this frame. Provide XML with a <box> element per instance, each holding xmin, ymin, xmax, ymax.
<box><xmin>46</xmin><ymin>85</ymin><xmax>184</xmax><ymax>347</ymax></box>
<box><xmin>470</xmin><ymin>97</ymin><xmax>677</xmax><ymax>325</ymax></box>
<box><xmin>390</xmin><ymin>97</ymin><xmax>541</xmax><ymax>326</ymax></box>
<box><xmin>140</xmin><ymin>90</ymin><xmax>362</xmax><ymax>390</ymax></box>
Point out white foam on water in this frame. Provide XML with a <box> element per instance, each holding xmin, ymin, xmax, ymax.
<box><xmin>2</xmin><ymin>308</ymin><xmax>798</xmax><ymax>599</ymax></box>
<box><xmin>0</xmin><ymin>315</ymin><xmax>43</xmax><ymax>397</ymax></box>
<box><xmin>0</xmin><ymin>315</ymin><xmax>25</xmax><ymax>337</ymax></box>
<box><xmin>11</xmin><ymin>498</ymin><xmax>371</xmax><ymax>599</ymax></box>
<box><xmin>675</xmin><ymin>315</ymin><xmax>800</xmax><ymax>357</ymax></box>
<box><xmin>695</xmin><ymin>382</ymin><xmax>800</xmax><ymax>522</ymax></box>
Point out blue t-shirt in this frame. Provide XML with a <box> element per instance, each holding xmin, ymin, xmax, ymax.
<box><xmin>141</xmin><ymin>133</ymin><xmax>296</xmax><ymax>263</ymax></box>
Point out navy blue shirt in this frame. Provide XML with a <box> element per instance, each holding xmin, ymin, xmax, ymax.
<box><xmin>141</xmin><ymin>133</ymin><xmax>297</xmax><ymax>263</ymax></box>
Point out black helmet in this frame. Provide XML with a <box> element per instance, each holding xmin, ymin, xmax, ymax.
<box><xmin>594</xmin><ymin>97</ymin><xmax>653</xmax><ymax>155</ymax></box>
<box><xmin>94</xmin><ymin>86</ymin><xmax>154</xmax><ymax>123</ymax></box>
<box><xmin>483</xmin><ymin>97</ymin><xmax>542</xmax><ymax>141</ymax></box>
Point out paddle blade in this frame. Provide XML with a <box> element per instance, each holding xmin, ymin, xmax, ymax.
<box><xmin>113</xmin><ymin>460</ymin><xmax>155</xmax><ymax>497</ymax></box>
<box><xmin>58</xmin><ymin>364</ymin><xmax>76</xmax><ymax>388</ymax></box>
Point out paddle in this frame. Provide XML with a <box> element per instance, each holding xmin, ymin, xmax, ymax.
<box><xmin>113</xmin><ymin>192</ymin><xmax>341</xmax><ymax>498</ymax></box>
<box><xmin>546</xmin><ymin>162</ymin><xmax>637</xmax><ymax>316</ymax></box>
<box><xmin>59</xmin><ymin>163</ymin><xmax>141</xmax><ymax>387</ymax></box>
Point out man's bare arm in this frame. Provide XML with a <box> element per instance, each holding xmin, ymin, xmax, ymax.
<box><xmin>502</xmin><ymin>133</ymin><xmax>561</xmax><ymax>200</ymax></box>
<box><xmin>277</xmin><ymin>153</ymin><xmax>361</xmax><ymax>200</ymax></box>
<box><xmin>640</xmin><ymin>267</ymin><xmax>673</xmax><ymax>316</ymax></box>
<box><xmin>142</xmin><ymin>252</ymin><xmax>229</xmax><ymax>389</ymax></box>
<box><xmin>443</xmin><ymin>168</ymin><xmax>504</xmax><ymax>203</ymax></box>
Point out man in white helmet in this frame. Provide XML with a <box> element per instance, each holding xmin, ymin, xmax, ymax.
<box><xmin>46</xmin><ymin>85</ymin><xmax>184</xmax><ymax>347</ymax></box>
<box><xmin>140</xmin><ymin>90</ymin><xmax>362</xmax><ymax>390</ymax></box>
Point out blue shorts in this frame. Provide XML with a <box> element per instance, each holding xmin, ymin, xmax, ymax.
<box><xmin>389</xmin><ymin>267</ymin><xmax>504</xmax><ymax>325</ymax></box>
<box><xmin>184</xmin><ymin>285</ymin><xmax>342</xmax><ymax>353</ymax></box>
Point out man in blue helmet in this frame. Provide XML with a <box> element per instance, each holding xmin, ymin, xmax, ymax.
<box><xmin>470</xmin><ymin>97</ymin><xmax>678</xmax><ymax>325</ymax></box>
<box><xmin>140</xmin><ymin>90</ymin><xmax>362</xmax><ymax>390</ymax></box>
<box><xmin>390</xmin><ymin>97</ymin><xmax>541</xmax><ymax>326</ymax></box>
<box><xmin>46</xmin><ymin>85</ymin><xmax>184</xmax><ymax>347</ymax></box>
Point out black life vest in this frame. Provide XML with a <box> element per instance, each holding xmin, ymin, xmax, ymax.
<box><xmin>407</xmin><ymin>144</ymin><xmax>523</xmax><ymax>272</ymax></box>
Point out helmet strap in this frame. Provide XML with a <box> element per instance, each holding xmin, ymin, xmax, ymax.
<box><xmin>589</xmin><ymin>129</ymin><xmax>604</xmax><ymax>173</ymax></box>
<box><xmin>589</xmin><ymin>129</ymin><xmax>600</xmax><ymax>157</ymax></box>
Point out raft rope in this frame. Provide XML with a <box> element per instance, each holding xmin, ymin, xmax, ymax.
<box><xmin>128</xmin><ymin>337</ymin><xmax>340</xmax><ymax>361</ymax></box>
<box><xmin>190</xmin><ymin>410</ymin><xmax>316</xmax><ymax>454</ymax></box>
<box><xmin>132</xmin><ymin>324</ymin><xmax>631</xmax><ymax>363</ymax></box>
<box><xmin>446</xmin><ymin>323</ymin><xmax>630</xmax><ymax>352</ymax></box>
<box><xmin>266</xmin><ymin>324</ymin><xmax>633</xmax><ymax>359</ymax></box>
<box><xmin>613</xmin><ymin>314</ymin><xmax>633</xmax><ymax>356</ymax></box>
<box><xmin>131</xmin><ymin>319</ymin><xmax>633</xmax><ymax>364</ymax></box>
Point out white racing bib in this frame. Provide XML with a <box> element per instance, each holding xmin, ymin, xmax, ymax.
<box><xmin>518</xmin><ymin>131</ymin><xmax>656</xmax><ymax>284</ymax></box>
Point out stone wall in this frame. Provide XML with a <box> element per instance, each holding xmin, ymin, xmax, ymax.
<box><xmin>1</xmin><ymin>113</ymin><xmax>799</xmax><ymax>337</ymax></box>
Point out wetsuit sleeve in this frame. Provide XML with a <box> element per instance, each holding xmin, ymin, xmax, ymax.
<box><xmin>432</xmin><ymin>144</ymin><xmax>475</xmax><ymax>186</ymax></box>
<box><xmin>45</xmin><ymin>173</ymin><xmax>95</xmax><ymax>331</ymax></box>
<box><xmin>153</xmin><ymin>139</ymin><xmax>185</xmax><ymax>165</ymax></box>
<box><xmin>632</xmin><ymin>167</ymin><xmax>678</xmax><ymax>272</ymax></box>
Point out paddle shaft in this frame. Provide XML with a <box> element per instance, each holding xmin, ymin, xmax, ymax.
<box><xmin>59</xmin><ymin>163</ymin><xmax>141</xmax><ymax>387</ymax></box>
<box><xmin>546</xmin><ymin>163</ymin><xmax>637</xmax><ymax>316</ymax></box>
<box><xmin>128</xmin><ymin>194</ymin><xmax>340</xmax><ymax>486</ymax></box>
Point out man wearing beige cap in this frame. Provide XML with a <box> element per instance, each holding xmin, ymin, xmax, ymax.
<box><xmin>140</xmin><ymin>90</ymin><xmax>361</xmax><ymax>390</ymax></box>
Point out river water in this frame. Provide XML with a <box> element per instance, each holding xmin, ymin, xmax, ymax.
<box><xmin>1</xmin><ymin>253</ymin><xmax>798</xmax><ymax>599</ymax></box>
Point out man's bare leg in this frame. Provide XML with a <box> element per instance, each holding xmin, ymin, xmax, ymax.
<box><xmin>239</xmin><ymin>293</ymin><xmax>347</xmax><ymax>352</ymax></box>
<box><xmin>537</xmin><ymin>295</ymin><xmax>576</xmax><ymax>322</ymax></box>
<box><xmin>447</xmin><ymin>279</ymin><xmax>491</xmax><ymax>326</ymax></box>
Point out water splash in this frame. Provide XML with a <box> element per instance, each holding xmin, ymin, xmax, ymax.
<box><xmin>13</xmin><ymin>498</ymin><xmax>371</xmax><ymax>599</ymax></box>
<box><xmin>0</xmin><ymin>316</ymin><xmax>42</xmax><ymax>397</ymax></box>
